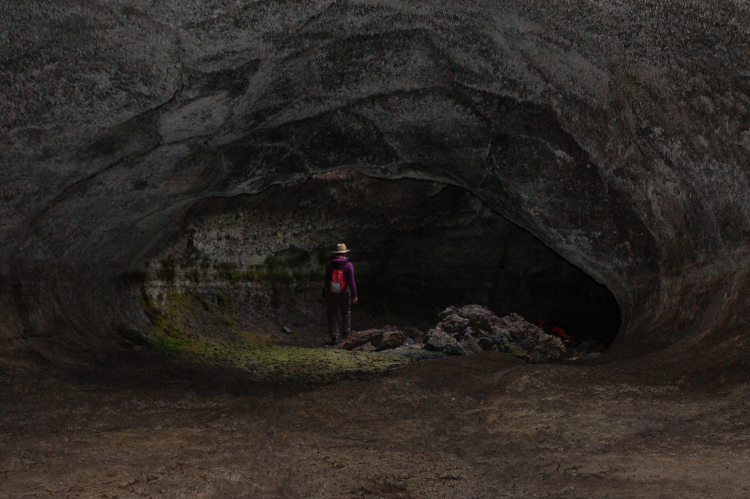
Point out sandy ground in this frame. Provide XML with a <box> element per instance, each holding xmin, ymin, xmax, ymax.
<box><xmin>1</xmin><ymin>350</ymin><xmax>749</xmax><ymax>498</ymax></box>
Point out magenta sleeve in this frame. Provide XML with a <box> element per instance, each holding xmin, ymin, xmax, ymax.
<box><xmin>346</xmin><ymin>262</ymin><xmax>357</xmax><ymax>299</ymax></box>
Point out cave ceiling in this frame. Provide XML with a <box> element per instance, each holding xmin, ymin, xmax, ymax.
<box><xmin>1</xmin><ymin>0</ymin><xmax>749</xmax><ymax>355</ymax></box>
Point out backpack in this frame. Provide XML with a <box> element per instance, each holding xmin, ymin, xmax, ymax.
<box><xmin>330</xmin><ymin>268</ymin><xmax>346</xmax><ymax>293</ymax></box>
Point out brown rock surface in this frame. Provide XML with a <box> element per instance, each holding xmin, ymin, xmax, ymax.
<box><xmin>339</xmin><ymin>329</ymin><xmax>386</xmax><ymax>351</ymax></box>
<box><xmin>502</xmin><ymin>312</ymin><xmax>567</xmax><ymax>362</ymax></box>
<box><xmin>340</xmin><ymin>327</ymin><xmax>406</xmax><ymax>351</ymax></box>
<box><xmin>372</xmin><ymin>330</ymin><xmax>406</xmax><ymax>351</ymax></box>
<box><xmin>1</xmin><ymin>352</ymin><xmax>749</xmax><ymax>498</ymax></box>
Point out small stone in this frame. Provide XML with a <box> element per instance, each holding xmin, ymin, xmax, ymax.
<box><xmin>339</xmin><ymin>329</ymin><xmax>384</xmax><ymax>350</ymax></box>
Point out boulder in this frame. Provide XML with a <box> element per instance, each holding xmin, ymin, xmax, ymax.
<box><xmin>339</xmin><ymin>329</ymin><xmax>384</xmax><ymax>351</ymax></box>
<box><xmin>340</xmin><ymin>326</ymin><xmax>406</xmax><ymax>351</ymax></box>
<box><xmin>373</xmin><ymin>330</ymin><xmax>406</xmax><ymax>351</ymax></box>
<box><xmin>424</xmin><ymin>328</ymin><xmax>462</xmax><ymax>355</ymax></box>
<box><xmin>503</xmin><ymin>314</ymin><xmax>566</xmax><ymax>362</ymax></box>
<box><xmin>353</xmin><ymin>342</ymin><xmax>377</xmax><ymax>352</ymax></box>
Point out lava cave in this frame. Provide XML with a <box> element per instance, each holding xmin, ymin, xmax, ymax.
<box><xmin>2</xmin><ymin>0</ymin><xmax>750</xmax><ymax>496</ymax></box>
<box><xmin>141</xmin><ymin>172</ymin><xmax>621</xmax><ymax>351</ymax></box>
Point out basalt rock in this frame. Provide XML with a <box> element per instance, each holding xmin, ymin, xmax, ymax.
<box><xmin>372</xmin><ymin>330</ymin><xmax>406</xmax><ymax>351</ymax></box>
<box><xmin>339</xmin><ymin>330</ymin><xmax>384</xmax><ymax>351</ymax></box>
<box><xmin>425</xmin><ymin>329</ymin><xmax>463</xmax><ymax>356</ymax></box>
<box><xmin>340</xmin><ymin>326</ymin><xmax>406</xmax><ymax>351</ymax></box>
<box><xmin>425</xmin><ymin>305</ymin><xmax>566</xmax><ymax>362</ymax></box>
<box><xmin>1</xmin><ymin>1</ymin><xmax>749</xmax><ymax>377</ymax></box>
<box><xmin>500</xmin><ymin>313</ymin><xmax>567</xmax><ymax>363</ymax></box>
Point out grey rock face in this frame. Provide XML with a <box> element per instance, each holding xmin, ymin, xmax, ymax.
<box><xmin>1</xmin><ymin>1</ymin><xmax>749</xmax><ymax>372</ymax></box>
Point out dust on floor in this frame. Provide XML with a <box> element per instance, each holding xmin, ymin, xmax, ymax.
<box><xmin>1</xmin><ymin>350</ymin><xmax>749</xmax><ymax>498</ymax></box>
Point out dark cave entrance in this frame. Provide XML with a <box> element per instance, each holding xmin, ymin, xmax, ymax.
<box><xmin>153</xmin><ymin>169</ymin><xmax>621</xmax><ymax>352</ymax></box>
<box><xmin>352</xmin><ymin>212</ymin><xmax>622</xmax><ymax>348</ymax></box>
<box><xmin>321</xmin><ymin>173</ymin><xmax>621</xmax><ymax>349</ymax></box>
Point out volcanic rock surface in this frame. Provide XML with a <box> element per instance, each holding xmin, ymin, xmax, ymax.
<box><xmin>424</xmin><ymin>305</ymin><xmax>567</xmax><ymax>362</ymax></box>
<box><xmin>1</xmin><ymin>0</ymin><xmax>750</xmax><ymax>375</ymax></box>
<box><xmin>3</xmin><ymin>2</ymin><xmax>750</xmax><ymax>497</ymax></box>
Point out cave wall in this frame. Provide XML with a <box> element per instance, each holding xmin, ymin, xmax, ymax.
<box><xmin>142</xmin><ymin>173</ymin><xmax>620</xmax><ymax>342</ymax></box>
<box><xmin>1</xmin><ymin>0</ymin><xmax>749</xmax><ymax>369</ymax></box>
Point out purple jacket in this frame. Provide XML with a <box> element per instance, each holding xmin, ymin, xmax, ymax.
<box><xmin>323</xmin><ymin>257</ymin><xmax>357</xmax><ymax>298</ymax></box>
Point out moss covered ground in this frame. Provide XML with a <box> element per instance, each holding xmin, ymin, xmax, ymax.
<box><xmin>141</xmin><ymin>289</ymin><xmax>409</xmax><ymax>385</ymax></box>
<box><xmin>151</xmin><ymin>330</ymin><xmax>407</xmax><ymax>385</ymax></box>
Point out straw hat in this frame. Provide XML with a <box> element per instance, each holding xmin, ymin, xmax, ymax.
<box><xmin>332</xmin><ymin>243</ymin><xmax>351</xmax><ymax>254</ymax></box>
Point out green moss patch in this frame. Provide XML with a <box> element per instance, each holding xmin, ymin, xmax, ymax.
<box><xmin>141</xmin><ymin>282</ymin><xmax>410</xmax><ymax>386</ymax></box>
<box><xmin>149</xmin><ymin>328</ymin><xmax>407</xmax><ymax>385</ymax></box>
<box><xmin>143</xmin><ymin>290</ymin><xmax>408</xmax><ymax>385</ymax></box>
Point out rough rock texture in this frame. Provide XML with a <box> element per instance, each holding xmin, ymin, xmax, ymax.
<box><xmin>425</xmin><ymin>305</ymin><xmax>566</xmax><ymax>362</ymax></box>
<box><xmin>1</xmin><ymin>0</ymin><xmax>750</xmax><ymax>375</ymax></box>
<box><xmin>372</xmin><ymin>330</ymin><xmax>406</xmax><ymax>351</ymax></box>
<box><xmin>499</xmin><ymin>312</ymin><xmax>567</xmax><ymax>362</ymax></box>
<box><xmin>340</xmin><ymin>327</ymin><xmax>406</xmax><ymax>351</ymax></box>
<box><xmin>339</xmin><ymin>328</ymin><xmax>387</xmax><ymax>351</ymax></box>
<box><xmin>424</xmin><ymin>328</ymin><xmax>462</xmax><ymax>355</ymax></box>
<box><xmin>340</xmin><ymin>330</ymin><xmax>379</xmax><ymax>351</ymax></box>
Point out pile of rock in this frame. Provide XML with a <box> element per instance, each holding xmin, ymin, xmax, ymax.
<box><xmin>424</xmin><ymin>305</ymin><xmax>566</xmax><ymax>362</ymax></box>
<box><xmin>333</xmin><ymin>305</ymin><xmax>569</xmax><ymax>363</ymax></box>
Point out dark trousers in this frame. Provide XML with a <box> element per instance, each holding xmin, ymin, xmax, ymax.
<box><xmin>327</xmin><ymin>288</ymin><xmax>351</xmax><ymax>341</ymax></box>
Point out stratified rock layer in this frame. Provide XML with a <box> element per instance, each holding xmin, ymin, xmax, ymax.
<box><xmin>1</xmin><ymin>1</ymin><xmax>749</xmax><ymax>375</ymax></box>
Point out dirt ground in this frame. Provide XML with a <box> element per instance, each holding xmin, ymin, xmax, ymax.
<box><xmin>1</xmin><ymin>349</ymin><xmax>749</xmax><ymax>498</ymax></box>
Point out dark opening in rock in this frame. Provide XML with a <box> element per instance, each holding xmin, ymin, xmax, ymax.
<box><xmin>145</xmin><ymin>170</ymin><xmax>621</xmax><ymax>350</ymax></box>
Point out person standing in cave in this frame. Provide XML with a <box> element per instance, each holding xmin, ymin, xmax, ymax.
<box><xmin>323</xmin><ymin>243</ymin><xmax>358</xmax><ymax>345</ymax></box>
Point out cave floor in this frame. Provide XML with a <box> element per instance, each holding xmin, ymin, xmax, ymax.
<box><xmin>1</xmin><ymin>350</ymin><xmax>749</xmax><ymax>498</ymax></box>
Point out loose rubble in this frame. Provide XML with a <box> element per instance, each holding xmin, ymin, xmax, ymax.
<box><xmin>339</xmin><ymin>305</ymin><xmax>604</xmax><ymax>363</ymax></box>
<box><xmin>423</xmin><ymin>305</ymin><xmax>567</xmax><ymax>362</ymax></box>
